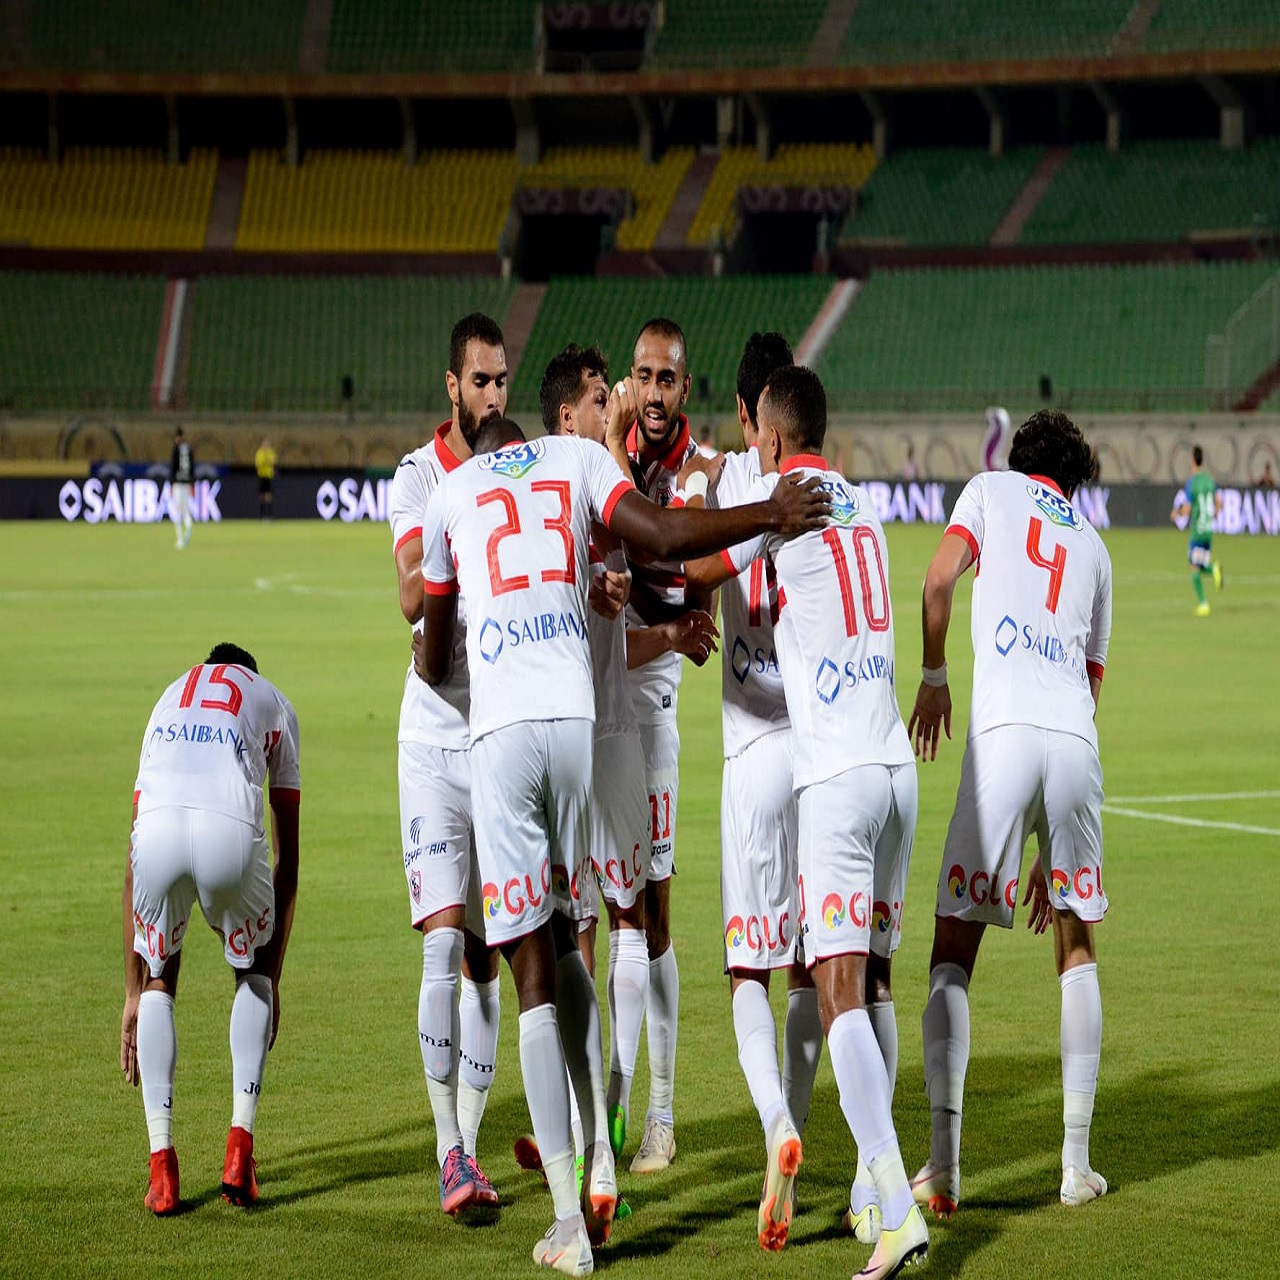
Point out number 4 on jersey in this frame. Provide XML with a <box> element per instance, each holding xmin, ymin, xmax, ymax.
<box><xmin>1026</xmin><ymin>516</ymin><xmax>1067</xmax><ymax>613</ymax></box>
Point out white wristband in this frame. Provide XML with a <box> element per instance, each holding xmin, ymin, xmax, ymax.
<box><xmin>921</xmin><ymin>663</ymin><xmax>948</xmax><ymax>687</ymax></box>
<box><xmin>683</xmin><ymin>471</ymin><xmax>709</xmax><ymax>500</ymax></box>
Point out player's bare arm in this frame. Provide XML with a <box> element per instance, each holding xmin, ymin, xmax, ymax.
<box><xmin>394</xmin><ymin>535</ymin><xmax>425</xmax><ymax>625</ymax></box>
<box><xmin>908</xmin><ymin>531</ymin><xmax>976</xmax><ymax>761</ymax></box>
<box><xmin>607</xmin><ymin>474</ymin><xmax>829</xmax><ymax>564</ymax></box>
<box><xmin>1022</xmin><ymin>860</ymin><xmax>1052</xmax><ymax>935</ymax></box>
<box><xmin>120</xmin><ymin>805</ymin><xmax>145</xmax><ymax>1087</ymax></box>
<box><xmin>625</xmin><ymin>611</ymin><xmax>720</xmax><ymax>668</ymax></box>
<box><xmin>589</xmin><ymin>567</ymin><xmax>631</xmax><ymax>622</ymax></box>
<box><xmin>262</xmin><ymin>793</ymin><xmax>300</xmax><ymax>1049</ymax></box>
<box><xmin>420</xmin><ymin>589</ymin><xmax>459</xmax><ymax>686</ymax></box>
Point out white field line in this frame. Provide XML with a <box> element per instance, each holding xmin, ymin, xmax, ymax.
<box><xmin>1107</xmin><ymin>790</ymin><xmax>1280</xmax><ymax>804</ymax></box>
<box><xmin>1102</xmin><ymin>803</ymin><xmax>1280</xmax><ymax>838</ymax></box>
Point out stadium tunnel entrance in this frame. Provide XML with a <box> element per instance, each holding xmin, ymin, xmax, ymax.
<box><xmin>509</xmin><ymin>186</ymin><xmax>630</xmax><ymax>281</ymax></box>
<box><xmin>734</xmin><ymin>184</ymin><xmax>853</xmax><ymax>273</ymax></box>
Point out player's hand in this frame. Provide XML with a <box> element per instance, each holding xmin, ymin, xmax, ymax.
<box><xmin>270</xmin><ymin>979</ymin><xmax>281</xmax><ymax>1050</ymax></box>
<box><xmin>120</xmin><ymin>992</ymin><xmax>140</xmax><ymax>1086</ymax></box>
<box><xmin>768</xmin><ymin>474</ymin><xmax>831</xmax><ymax>535</ymax></box>
<box><xmin>1022</xmin><ymin>861</ymin><xmax>1052</xmax><ymax>935</ymax></box>
<box><xmin>908</xmin><ymin>681</ymin><xmax>952</xmax><ymax>761</ymax></box>
<box><xmin>606</xmin><ymin>376</ymin><xmax>642</xmax><ymax>452</ymax></box>
<box><xmin>678</xmin><ymin>451</ymin><xmax>721</xmax><ymax>489</ymax></box>
<box><xmin>666</xmin><ymin>610</ymin><xmax>719</xmax><ymax>665</ymax></box>
<box><xmin>411</xmin><ymin>626</ymin><xmax>428</xmax><ymax>682</ymax></box>
<box><xmin>589</xmin><ymin>567</ymin><xmax>631</xmax><ymax>621</ymax></box>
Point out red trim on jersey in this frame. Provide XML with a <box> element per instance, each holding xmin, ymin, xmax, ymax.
<box><xmin>945</xmin><ymin>523</ymin><xmax>981</xmax><ymax>562</ymax></box>
<box><xmin>589</xmin><ymin>546</ymin><xmax>604</xmax><ymax>566</ymax></box>
<box><xmin>719</xmin><ymin>548</ymin><xmax>741</xmax><ymax>577</ymax></box>
<box><xmin>133</xmin><ymin>789</ymin><xmax>141</xmax><ymax>806</ymax></box>
<box><xmin>1028</xmin><ymin>473</ymin><xmax>1064</xmax><ymax>496</ymax></box>
<box><xmin>779</xmin><ymin>453</ymin><xmax>829</xmax><ymax>475</ymax></box>
<box><xmin>628</xmin><ymin>415</ymin><xmax>691</xmax><ymax>472</ymax></box>
<box><xmin>601</xmin><ymin>479</ymin><xmax>635</xmax><ymax>529</ymax></box>
<box><xmin>777</xmin><ymin>584</ymin><xmax>788</xmax><ymax>613</ymax></box>
<box><xmin>641</xmin><ymin>565</ymin><xmax>686</xmax><ymax>589</ymax></box>
<box><xmin>1086</xmin><ymin>660</ymin><xmax>1106</xmax><ymax>682</ymax></box>
<box><xmin>434</xmin><ymin>421</ymin><xmax>465</xmax><ymax>473</ymax></box>
<box><xmin>394</xmin><ymin>526</ymin><xmax>422</xmax><ymax>556</ymax></box>
<box><xmin>423</xmin><ymin>577</ymin><xmax>458</xmax><ymax>596</ymax></box>
<box><xmin>269</xmin><ymin>787</ymin><xmax>301</xmax><ymax>806</ymax></box>
<box><xmin>668</xmin><ymin>494</ymin><xmax>686</xmax><ymax>509</ymax></box>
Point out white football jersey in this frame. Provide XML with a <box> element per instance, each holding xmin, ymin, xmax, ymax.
<box><xmin>946</xmin><ymin>470</ymin><xmax>1112</xmax><ymax>747</ymax></box>
<box><xmin>388</xmin><ymin>423</ymin><xmax>471</xmax><ymax>750</ymax></box>
<box><xmin>710</xmin><ymin>447</ymin><xmax>789</xmax><ymax>760</ymax></box>
<box><xmin>589</xmin><ymin>543</ymin><xmax>638</xmax><ymax>740</ymax></box>
<box><xmin>624</xmin><ymin>416</ymin><xmax>703</xmax><ymax>724</ymax></box>
<box><xmin>422</xmin><ymin>435</ymin><xmax>634</xmax><ymax>743</ymax></box>
<box><xmin>134</xmin><ymin>663</ymin><xmax>300</xmax><ymax>831</ymax></box>
<box><xmin>727</xmin><ymin>456</ymin><xmax>913</xmax><ymax>789</ymax></box>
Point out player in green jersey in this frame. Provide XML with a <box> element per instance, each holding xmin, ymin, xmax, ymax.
<box><xmin>1171</xmin><ymin>446</ymin><xmax>1223</xmax><ymax>616</ymax></box>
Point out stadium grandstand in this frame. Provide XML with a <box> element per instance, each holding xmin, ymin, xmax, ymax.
<box><xmin>1</xmin><ymin>0</ymin><xmax>1279</xmax><ymax>456</ymax></box>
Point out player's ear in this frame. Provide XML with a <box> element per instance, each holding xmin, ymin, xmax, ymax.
<box><xmin>680</xmin><ymin>373</ymin><xmax>691</xmax><ymax>406</ymax></box>
<box><xmin>560</xmin><ymin>403</ymin><xmax>576</xmax><ymax>436</ymax></box>
<box><xmin>445</xmin><ymin>370</ymin><xmax>460</xmax><ymax>409</ymax></box>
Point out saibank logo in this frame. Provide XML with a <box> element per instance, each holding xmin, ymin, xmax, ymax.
<box><xmin>478</xmin><ymin>618</ymin><xmax>505</xmax><ymax>664</ymax></box>
<box><xmin>1028</xmin><ymin>483</ymin><xmax>1083</xmax><ymax>531</ymax></box>
<box><xmin>821</xmin><ymin>893</ymin><xmax>845</xmax><ymax>929</ymax></box>
<box><xmin>724</xmin><ymin>915</ymin><xmax>745</xmax><ymax>948</ymax></box>
<box><xmin>947</xmin><ymin>864</ymin><xmax>967</xmax><ymax>900</ymax></box>
<box><xmin>1051</xmin><ymin>869</ymin><xmax>1071</xmax><ymax>902</ymax></box>
<box><xmin>821</xmin><ymin>477</ymin><xmax>860</xmax><ymax>526</ymax></box>
<box><xmin>482</xmin><ymin>882</ymin><xmax>501</xmax><ymax>920</ymax></box>
<box><xmin>872</xmin><ymin>900</ymin><xmax>893</xmax><ymax>934</ymax></box>
<box><xmin>479</xmin><ymin>439</ymin><xmax>544</xmax><ymax>480</ymax></box>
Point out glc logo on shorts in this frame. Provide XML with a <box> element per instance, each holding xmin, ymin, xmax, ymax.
<box><xmin>949</xmin><ymin>864</ymin><xmax>1019</xmax><ymax>907</ymax></box>
<box><xmin>1027</xmin><ymin>484</ymin><xmax>1083</xmax><ymax>531</ymax></box>
<box><xmin>724</xmin><ymin>912</ymin><xmax>790</xmax><ymax>953</ymax></box>
<box><xmin>478</xmin><ymin>439</ymin><xmax>545</xmax><ymax>480</ymax></box>
<box><xmin>482</xmin><ymin>860</ymin><xmax>552</xmax><ymax>920</ymax></box>
<box><xmin>821</xmin><ymin>893</ymin><xmax>845</xmax><ymax>929</ymax></box>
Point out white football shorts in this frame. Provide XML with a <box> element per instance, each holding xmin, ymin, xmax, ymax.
<box><xmin>131</xmin><ymin>805</ymin><xmax>274</xmax><ymax>976</ymax></box>
<box><xmin>470</xmin><ymin>718</ymin><xmax>594</xmax><ymax>947</ymax></box>
<box><xmin>638</xmin><ymin>718</ymin><xmax>680</xmax><ymax>881</ymax></box>
<box><xmin>591</xmin><ymin>730</ymin><xmax>651</xmax><ymax>914</ymax></box>
<box><xmin>721</xmin><ymin>728</ymin><xmax>799</xmax><ymax>972</ymax></box>
<box><xmin>398</xmin><ymin>739</ymin><xmax>484</xmax><ymax>935</ymax></box>
<box><xmin>936</xmin><ymin>724</ymin><xmax>1107</xmax><ymax>927</ymax></box>
<box><xmin>797</xmin><ymin>762</ymin><xmax>917</xmax><ymax>966</ymax></box>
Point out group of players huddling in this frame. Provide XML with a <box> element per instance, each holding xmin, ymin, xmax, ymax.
<box><xmin>121</xmin><ymin>309</ymin><xmax>1113</xmax><ymax>1280</ymax></box>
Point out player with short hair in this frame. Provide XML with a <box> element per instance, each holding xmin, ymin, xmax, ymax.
<box><xmin>387</xmin><ymin>312</ymin><xmax>507</xmax><ymax>1221</ymax></box>
<box><xmin>680</xmin><ymin>333</ymin><xmax>827</xmax><ymax>1252</ymax></box>
<box><xmin>120</xmin><ymin>643</ymin><xmax>300</xmax><ymax>1215</ymax></box>
<box><xmin>169</xmin><ymin>427</ymin><xmax>194</xmax><ymax>549</ymax></box>
<box><xmin>1171</xmin><ymin>444</ymin><xmax>1223</xmax><ymax>616</ymax></box>
<box><xmin>907</xmin><ymin>409</ymin><xmax>1112</xmax><ymax>1217</ymax></box>
<box><xmin>683</xmin><ymin>366</ymin><xmax>928</xmax><ymax>1279</ymax></box>
<box><xmin>419</xmin><ymin>415</ymin><xmax>829</xmax><ymax>1274</ymax></box>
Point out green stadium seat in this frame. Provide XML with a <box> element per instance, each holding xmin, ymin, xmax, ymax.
<box><xmin>650</xmin><ymin>0</ymin><xmax>827</xmax><ymax>68</ymax></box>
<box><xmin>1145</xmin><ymin>0</ymin><xmax>1280</xmax><ymax>53</ymax></box>
<box><xmin>327</xmin><ymin>0</ymin><xmax>535</xmax><ymax>72</ymax></box>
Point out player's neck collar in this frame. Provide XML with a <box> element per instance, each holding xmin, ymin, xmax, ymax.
<box><xmin>435</xmin><ymin>421</ymin><xmax>466</xmax><ymax>472</ymax></box>
<box><xmin>1027</xmin><ymin>472</ymin><xmax>1064</xmax><ymax>496</ymax></box>
<box><xmin>630</xmin><ymin>415</ymin><xmax>690</xmax><ymax>470</ymax></box>
<box><xmin>780</xmin><ymin>452</ymin><xmax>828</xmax><ymax>475</ymax></box>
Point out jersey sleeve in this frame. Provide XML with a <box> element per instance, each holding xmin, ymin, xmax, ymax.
<box><xmin>420</xmin><ymin>485</ymin><xmax>458</xmax><ymax>596</ymax></box>
<box><xmin>583</xmin><ymin>441</ymin><xmax>636</xmax><ymax>529</ymax></box>
<box><xmin>389</xmin><ymin>456</ymin><xmax>429</xmax><ymax>555</ymax></box>
<box><xmin>267</xmin><ymin>695</ymin><xmax>302</xmax><ymax>803</ymax></box>
<box><xmin>1085</xmin><ymin>543</ymin><xmax>1112</xmax><ymax>681</ymax></box>
<box><xmin>945</xmin><ymin>474</ymin><xmax>987</xmax><ymax>561</ymax></box>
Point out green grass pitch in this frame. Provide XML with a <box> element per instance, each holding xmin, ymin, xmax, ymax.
<box><xmin>1</xmin><ymin>518</ymin><xmax>1276</xmax><ymax>1279</ymax></box>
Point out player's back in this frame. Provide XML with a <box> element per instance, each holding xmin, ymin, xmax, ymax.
<box><xmin>731</xmin><ymin>460</ymin><xmax>911</xmax><ymax>788</ymax></box>
<box><xmin>425</xmin><ymin>435</ymin><xmax>632</xmax><ymax>742</ymax></box>
<box><xmin>1186</xmin><ymin>470</ymin><xmax>1217</xmax><ymax>538</ymax></box>
<box><xmin>135</xmin><ymin>663</ymin><xmax>300</xmax><ymax>830</ymax></box>
<box><xmin>712</xmin><ymin>448</ymin><xmax>788</xmax><ymax>758</ymax></box>
<box><xmin>949</xmin><ymin>469</ymin><xmax>1111</xmax><ymax>746</ymax></box>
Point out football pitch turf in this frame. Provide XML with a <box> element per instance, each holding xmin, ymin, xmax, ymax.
<box><xmin>1</xmin><ymin>518</ymin><xmax>1276</xmax><ymax>1280</ymax></box>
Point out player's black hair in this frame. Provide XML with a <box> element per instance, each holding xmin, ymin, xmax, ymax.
<box><xmin>540</xmin><ymin>344</ymin><xmax>607</xmax><ymax>434</ymax></box>
<box><xmin>473</xmin><ymin>416</ymin><xmax>525</xmax><ymax>455</ymax></box>
<box><xmin>737</xmin><ymin>332</ymin><xmax>794</xmax><ymax>428</ymax></box>
<box><xmin>174</xmin><ymin>426</ymin><xmax>184</xmax><ymax>439</ymax></box>
<box><xmin>1192</xmin><ymin>444</ymin><xmax>1205</xmax><ymax>466</ymax></box>
<box><xmin>207</xmin><ymin>642</ymin><xmax>258</xmax><ymax>673</ymax></box>
<box><xmin>762</xmin><ymin>365</ymin><xmax>827</xmax><ymax>454</ymax></box>
<box><xmin>1008</xmin><ymin>410</ymin><xmax>1099</xmax><ymax>498</ymax></box>
<box><xmin>448</xmin><ymin>313</ymin><xmax>505</xmax><ymax>378</ymax></box>
<box><xmin>633</xmin><ymin>316</ymin><xmax>688</xmax><ymax>371</ymax></box>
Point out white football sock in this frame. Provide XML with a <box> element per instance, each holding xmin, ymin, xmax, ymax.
<box><xmin>519</xmin><ymin>1004</ymin><xmax>579</xmax><ymax>1222</ymax></box>
<box><xmin>732</xmin><ymin>981</ymin><xmax>785</xmax><ymax>1143</ymax></box>
<box><xmin>137</xmin><ymin>990</ymin><xmax>177</xmax><ymax>1153</ymax></box>
<box><xmin>229</xmin><ymin>974</ymin><xmax>272</xmax><ymax>1134</ymax></box>
<box><xmin>606</xmin><ymin>927</ymin><xmax>647</xmax><ymax>1130</ymax></box>
<box><xmin>645</xmin><ymin>944</ymin><xmax>679</xmax><ymax>1125</ymax></box>
<box><xmin>556</xmin><ymin>950</ymin><xmax>608</xmax><ymax>1154</ymax></box>
<box><xmin>458</xmin><ymin>975</ymin><xmax>499</xmax><ymax>1158</ymax></box>
<box><xmin>828</xmin><ymin>1009</ymin><xmax>913</xmax><ymax>1231</ymax></box>
<box><xmin>922</xmin><ymin>962</ymin><xmax>969</xmax><ymax>1171</ymax></box>
<box><xmin>782</xmin><ymin>985</ymin><xmax>822</xmax><ymax>1139</ymax></box>
<box><xmin>419</xmin><ymin>928</ymin><xmax>463</xmax><ymax>1165</ymax></box>
<box><xmin>1060</xmin><ymin>962</ymin><xmax>1102</xmax><ymax>1173</ymax></box>
<box><xmin>852</xmin><ymin>999</ymin><xmax>898</xmax><ymax>1205</ymax></box>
